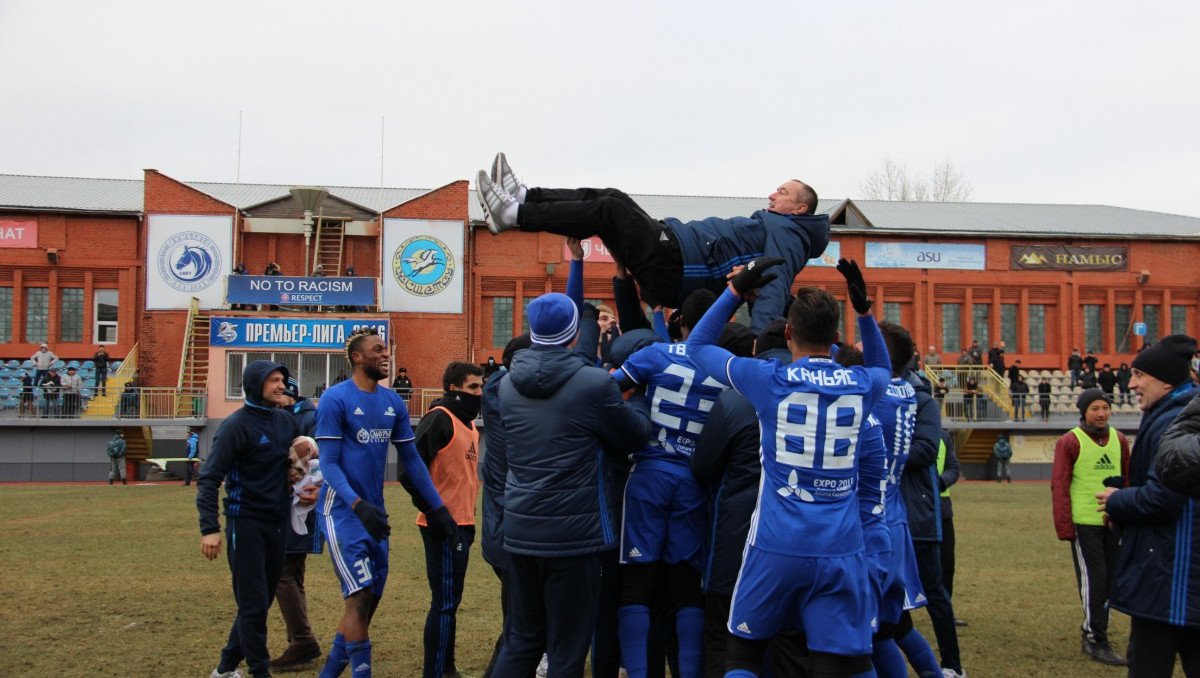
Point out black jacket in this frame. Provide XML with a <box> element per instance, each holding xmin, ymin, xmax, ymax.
<box><xmin>1158</xmin><ymin>393</ymin><xmax>1200</xmax><ymax>499</ymax></box>
<box><xmin>691</xmin><ymin>347</ymin><xmax>791</xmax><ymax>596</ymax></box>
<box><xmin>196</xmin><ymin>361</ymin><xmax>298</xmax><ymax>535</ymax></box>
<box><xmin>901</xmin><ymin>371</ymin><xmax>945</xmax><ymax>541</ymax></box>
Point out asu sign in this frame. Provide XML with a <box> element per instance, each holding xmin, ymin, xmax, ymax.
<box><xmin>1011</xmin><ymin>245</ymin><xmax>1127</xmax><ymax>271</ymax></box>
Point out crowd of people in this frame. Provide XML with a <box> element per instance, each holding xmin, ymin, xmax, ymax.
<box><xmin>190</xmin><ymin>156</ymin><xmax>1199</xmax><ymax>678</ymax></box>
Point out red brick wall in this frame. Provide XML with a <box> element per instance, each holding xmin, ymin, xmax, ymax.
<box><xmin>140</xmin><ymin>170</ymin><xmax>239</xmax><ymax>387</ymax></box>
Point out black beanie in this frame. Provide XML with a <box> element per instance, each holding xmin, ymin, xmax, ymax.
<box><xmin>1077</xmin><ymin>388</ymin><xmax>1111</xmax><ymax>417</ymax></box>
<box><xmin>719</xmin><ymin>322</ymin><xmax>756</xmax><ymax>358</ymax></box>
<box><xmin>1131</xmin><ymin>334</ymin><xmax>1198</xmax><ymax>386</ymax></box>
<box><xmin>756</xmin><ymin>318</ymin><xmax>788</xmax><ymax>356</ymax></box>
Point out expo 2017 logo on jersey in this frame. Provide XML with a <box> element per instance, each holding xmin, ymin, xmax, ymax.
<box><xmin>158</xmin><ymin>232</ymin><xmax>223</xmax><ymax>293</ymax></box>
<box><xmin>392</xmin><ymin>235</ymin><xmax>454</xmax><ymax>297</ymax></box>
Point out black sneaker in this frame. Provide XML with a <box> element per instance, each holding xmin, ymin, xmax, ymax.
<box><xmin>1083</xmin><ymin>639</ymin><xmax>1127</xmax><ymax>666</ymax></box>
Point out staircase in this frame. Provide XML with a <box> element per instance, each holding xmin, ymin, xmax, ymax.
<box><xmin>85</xmin><ymin>348</ymin><xmax>138</xmax><ymax>417</ymax></box>
<box><xmin>312</xmin><ymin>218</ymin><xmax>345</xmax><ymax>276</ymax></box>
<box><xmin>178</xmin><ymin>298</ymin><xmax>209</xmax><ymax>416</ymax></box>
<box><xmin>121</xmin><ymin>425</ymin><xmax>153</xmax><ymax>481</ymax></box>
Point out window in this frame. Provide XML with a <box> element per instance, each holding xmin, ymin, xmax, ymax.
<box><xmin>1115</xmin><ymin>304</ymin><xmax>1133</xmax><ymax>353</ymax></box>
<box><xmin>941</xmin><ymin>304</ymin><xmax>961</xmax><ymax>352</ymax></box>
<box><xmin>972</xmin><ymin>303</ymin><xmax>991</xmax><ymax>345</ymax></box>
<box><xmin>1027</xmin><ymin>304</ymin><xmax>1046</xmax><ymax>353</ymax></box>
<box><xmin>94</xmin><ymin>290</ymin><xmax>119</xmax><ymax>344</ymax></box>
<box><xmin>1143</xmin><ymin>305</ymin><xmax>1160</xmax><ymax>344</ymax></box>
<box><xmin>492</xmin><ymin>297</ymin><xmax>514</xmax><ymax>347</ymax></box>
<box><xmin>60</xmin><ymin>288</ymin><xmax>84</xmax><ymax>343</ymax></box>
<box><xmin>25</xmin><ymin>288</ymin><xmax>49</xmax><ymax>344</ymax></box>
<box><xmin>1172</xmin><ymin>305</ymin><xmax>1189</xmax><ymax>335</ymax></box>
<box><xmin>521</xmin><ymin>297</ymin><xmax>534</xmax><ymax>334</ymax></box>
<box><xmin>0</xmin><ymin>288</ymin><xmax>11</xmax><ymax>343</ymax></box>
<box><xmin>225</xmin><ymin>351</ymin><xmax>346</xmax><ymax>399</ymax></box>
<box><xmin>1083</xmin><ymin>305</ymin><xmax>1104</xmax><ymax>354</ymax></box>
<box><xmin>1001</xmin><ymin>304</ymin><xmax>1018</xmax><ymax>349</ymax></box>
<box><xmin>884</xmin><ymin>302</ymin><xmax>902</xmax><ymax>325</ymax></box>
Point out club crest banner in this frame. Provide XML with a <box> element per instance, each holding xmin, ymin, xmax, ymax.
<box><xmin>381</xmin><ymin>218</ymin><xmax>463</xmax><ymax>313</ymax></box>
<box><xmin>146</xmin><ymin>214</ymin><xmax>234</xmax><ymax>310</ymax></box>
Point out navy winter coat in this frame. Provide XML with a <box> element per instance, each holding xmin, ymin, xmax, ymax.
<box><xmin>901</xmin><ymin>370</ymin><xmax>945</xmax><ymax>542</ymax></box>
<box><xmin>497</xmin><ymin>345</ymin><xmax>652</xmax><ymax>557</ymax></box>
<box><xmin>667</xmin><ymin>210</ymin><xmax>829</xmax><ymax>334</ymax></box>
<box><xmin>1107</xmin><ymin>381</ymin><xmax>1200</xmax><ymax>627</ymax></box>
<box><xmin>480</xmin><ymin>370</ymin><xmax>510</xmax><ymax>569</ymax></box>
<box><xmin>197</xmin><ymin>360</ymin><xmax>299</xmax><ymax>535</ymax></box>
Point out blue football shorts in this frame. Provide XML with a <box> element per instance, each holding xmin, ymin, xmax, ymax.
<box><xmin>728</xmin><ymin>546</ymin><xmax>874</xmax><ymax>656</ymax></box>
<box><xmin>321</xmin><ymin>508</ymin><xmax>390</xmax><ymax>598</ymax></box>
<box><xmin>878</xmin><ymin>520</ymin><xmax>928</xmax><ymax>624</ymax></box>
<box><xmin>620</xmin><ymin>460</ymin><xmax>707</xmax><ymax>569</ymax></box>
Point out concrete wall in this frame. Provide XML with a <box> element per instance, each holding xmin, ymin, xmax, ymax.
<box><xmin>0</xmin><ymin>425</ymin><xmax>188</xmax><ymax>482</ymax></box>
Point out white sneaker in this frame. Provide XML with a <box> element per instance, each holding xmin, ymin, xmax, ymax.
<box><xmin>942</xmin><ymin>669</ymin><xmax>967</xmax><ymax>678</ymax></box>
<box><xmin>210</xmin><ymin>669</ymin><xmax>245</xmax><ymax>678</ymax></box>
<box><xmin>477</xmin><ymin>170</ymin><xmax>518</xmax><ymax>235</ymax></box>
<box><xmin>491</xmin><ymin>152</ymin><xmax>526</xmax><ymax>202</ymax></box>
<box><xmin>535</xmin><ymin>652</ymin><xmax>549</xmax><ymax>677</ymax></box>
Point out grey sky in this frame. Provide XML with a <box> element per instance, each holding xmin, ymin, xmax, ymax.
<box><xmin>2</xmin><ymin>1</ymin><xmax>1198</xmax><ymax>217</ymax></box>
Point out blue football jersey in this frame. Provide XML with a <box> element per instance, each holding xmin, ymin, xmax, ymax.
<box><xmin>873</xmin><ymin>378</ymin><xmax>918</xmax><ymax>527</ymax></box>
<box><xmin>727</xmin><ymin>356</ymin><xmax>890</xmax><ymax>557</ymax></box>
<box><xmin>315</xmin><ymin>379</ymin><xmax>414</xmax><ymax>513</ymax></box>
<box><xmin>619</xmin><ymin>342</ymin><xmax>726</xmax><ymax>463</ymax></box>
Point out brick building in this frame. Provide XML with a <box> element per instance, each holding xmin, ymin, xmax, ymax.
<box><xmin>3</xmin><ymin>171</ymin><xmax>1200</xmax><ymax>419</ymax></box>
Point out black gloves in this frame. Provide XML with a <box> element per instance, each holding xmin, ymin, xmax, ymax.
<box><xmin>836</xmin><ymin>259</ymin><xmax>873</xmax><ymax>314</ymax></box>
<box><xmin>730</xmin><ymin>257</ymin><xmax>785</xmax><ymax>298</ymax></box>
<box><xmin>353</xmin><ymin>500</ymin><xmax>391</xmax><ymax>541</ymax></box>
<box><xmin>426</xmin><ymin>505</ymin><xmax>459</xmax><ymax>542</ymax></box>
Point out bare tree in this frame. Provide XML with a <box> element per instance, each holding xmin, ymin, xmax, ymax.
<box><xmin>860</xmin><ymin>159</ymin><xmax>972</xmax><ymax>202</ymax></box>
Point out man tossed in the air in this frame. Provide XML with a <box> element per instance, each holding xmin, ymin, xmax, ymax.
<box><xmin>476</xmin><ymin>153</ymin><xmax>830</xmax><ymax>333</ymax></box>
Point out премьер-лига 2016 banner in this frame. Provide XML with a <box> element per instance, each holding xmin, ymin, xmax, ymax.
<box><xmin>226</xmin><ymin>275</ymin><xmax>376</xmax><ymax>306</ymax></box>
<box><xmin>209</xmin><ymin>317</ymin><xmax>389</xmax><ymax>348</ymax></box>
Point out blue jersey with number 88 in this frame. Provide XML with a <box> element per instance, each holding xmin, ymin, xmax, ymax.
<box><xmin>728</xmin><ymin>356</ymin><xmax>890</xmax><ymax>557</ymax></box>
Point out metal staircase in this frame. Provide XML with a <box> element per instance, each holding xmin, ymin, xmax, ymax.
<box><xmin>178</xmin><ymin>298</ymin><xmax>209</xmax><ymax>416</ymax></box>
<box><xmin>312</xmin><ymin>218</ymin><xmax>345</xmax><ymax>276</ymax></box>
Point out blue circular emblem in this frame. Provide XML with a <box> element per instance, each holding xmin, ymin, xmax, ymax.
<box><xmin>158</xmin><ymin>231</ymin><xmax>222</xmax><ymax>293</ymax></box>
<box><xmin>392</xmin><ymin>235</ymin><xmax>454</xmax><ymax>297</ymax></box>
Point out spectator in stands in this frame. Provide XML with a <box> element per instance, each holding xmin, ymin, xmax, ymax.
<box><xmin>1097</xmin><ymin>364</ymin><xmax>1118</xmax><ymax>399</ymax></box>
<box><xmin>968</xmin><ymin>340</ymin><xmax>984</xmax><ymax>365</ymax></box>
<box><xmin>482</xmin><ymin>356</ymin><xmax>501</xmax><ymax>380</ymax></box>
<box><xmin>988</xmin><ymin>340</ymin><xmax>1006</xmax><ymax>374</ymax></box>
<box><xmin>1080</xmin><ymin>366</ymin><xmax>1098</xmax><ymax>390</ymax></box>
<box><xmin>392</xmin><ymin>367</ymin><xmax>414</xmax><ymax>405</ymax></box>
<box><xmin>39</xmin><ymin>367</ymin><xmax>62</xmax><ymax>418</ymax></box>
<box><xmin>19</xmin><ymin>372</ymin><xmax>35</xmax><ymax>417</ymax></box>
<box><xmin>60</xmin><ymin>366</ymin><xmax>83</xmax><ymax>418</ymax></box>
<box><xmin>1068</xmin><ymin>348</ymin><xmax>1084</xmax><ymax>388</ymax></box>
<box><xmin>924</xmin><ymin>345</ymin><xmax>941</xmax><ymax>370</ymax></box>
<box><xmin>230</xmin><ymin>263</ymin><xmax>249</xmax><ymax>310</ymax></box>
<box><xmin>963</xmin><ymin>374</ymin><xmax>982</xmax><ymax>420</ymax></box>
<box><xmin>1116</xmin><ymin>362</ymin><xmax>1133</xmax><ymax>406</ymax></box>
<box><xmin>934</xmin><ymin>377</ymin><xmax>949</xmax><ymax>406</ymax></box>
<box><xmin>1007</xmin><ymin>359</ymin><xmax>1022</xmax><ymax>385</ymax></box>
<box><xmin>1038</xmin><ymin>378</ymin><xmax>1053</xmax><ymax>421</ymax></box>
<box><xmin>1098</xmin><ymin>334</ymin><xmax>1199</xmax><ymax>676</ymax></box>
<box><xmin>342</xmin><ymin>266</ymin><xmax>367</xmax><ymax>312</ymax></box>
<box><xmin>264</xmin><ymin>262</ymin><xmax>283</xmax><ymax>310</ymax></box>
<box><xmin>956</xmin><ymin>348</ymin><xmax>972</xmax><ymax>389</ymax></box>
<box><xmin>1010</xmin><ymin>374</ymin><xmax>1030</xmax><ymax>422</ymax></box>
<box><xmin>312</xmin><ymin>264</ymin><xmax>326</xmax><ymax>277</ymax></box>
<box><xmin>1051</xmin><ymin>389</ymin><xmax>1130</xmax><ymax>666</ymax></box>
<box><xmin>1084</xmin><ymin>350</ymin><xmax>1099</xmax><ymax>374</ymax></box>
<box><xmin>993</xmin><ymin>433</ymin><xmax>1013</xmax><ymax>483</ymax></box>
<box><xmin>31</xmin><ymin>343</ymin><xmax>57</xmax><ymax>385</ymax></box>
<box><xmin>106</xmin><ymin>429</ymin><xmax>127</xmax><ymax>485</ymax></box>
<box><xmin>93</xmin><ymin>345</ymin><xmax>110</xmax><ymax>396</ymax></box>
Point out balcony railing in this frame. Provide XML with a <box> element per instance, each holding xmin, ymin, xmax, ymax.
<box><xmin>2</xmin><ymin>387</ymin><xmax>208</xmax><ymax>421</ymax></box>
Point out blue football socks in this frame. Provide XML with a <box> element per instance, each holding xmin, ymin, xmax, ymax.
<box><xmin>676</xmin><ymin>606</ymin><xmax>706</xmax><ymax>678</ymax></box>
<box><xmin>617</xmin><ymin>605</ymin><xmax>651</xmax><ymax>678</ymax></box>
<box><xmin>318</xmin><ymin>633</ymin><xmax>349</xmax><ymax>678</ymax></box>
<box><xmin>896</xmin><ymin>629</ymin><xmax>942</xmax><ymax>678</ymax></box>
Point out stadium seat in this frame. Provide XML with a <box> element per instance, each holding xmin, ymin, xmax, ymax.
<box><xmin>81</xmin><ymin>388</ymin><xmax>93</xmax><ymax>399</ymax></box>
<box><xmin>110</xmin><ymin>360</ymin><xmax>122</xmax><ymax>372</ymax></box>
<box><xmin>67</xmin><ymin>360</ymin><xmax>80</xmax><ymax>370</ymax></box>
<box><xmin>5</xmin><ymin>360</ymin><xmax>18</xmax><ymax>369</ymax></box>
<box><xmin>21</xmin><ymin>360</ymin><xmax>33</xmax><ymax>369</ymax></box>
<box><xmin>3</xmin><ymin>397</ymin><xmax>17</xmax><ymax>410</ymax></box>
<box><xmin>0</xmin><ymin>369</ymin><xmax>9</xmax><ymax>379</ymax></box>
<box><xmin>5</xmin><ymin>378</ymin><xmax>19</xmax><ymax>388</ymax></box>
<box><xmin>51</xmin><ymin>359</ymin><xmax>65</xmax><ymax>370</ymax></box>
<box><xmin>82</xmin><ymin>360</ymin><xmax>94</xmax><ymax>369</ymax></box>
<box><xmin>0</xmin><ymin>387</ymin><xmax>9</xmax><ymax>399</ymax></box>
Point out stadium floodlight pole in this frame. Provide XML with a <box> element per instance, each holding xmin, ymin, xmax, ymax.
<box><xmin>289</xmin><ymin>186</ymin><xmax>329</xmax><ymax>276</ymax></box>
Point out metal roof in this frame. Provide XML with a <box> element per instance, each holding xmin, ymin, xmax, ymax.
<box><xmin>3</xmin><ymin>173</ymin><xmax>1199</xmax><ymax>238</ymax></box>
<box><xmin>0</xmin><ymin>174</ymin><xmax>143</xmax><ymax>213</ymax></box>
<box><xmin>837</xmin><ymin>200</ymin><xmax>1200</xmax><ymax>238</ymax></box>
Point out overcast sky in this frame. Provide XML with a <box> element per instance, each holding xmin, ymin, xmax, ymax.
<box><xmin>2</xmin><ymin>1</ymin><xmax>1198</xmax><ymax>217</ymax></box>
